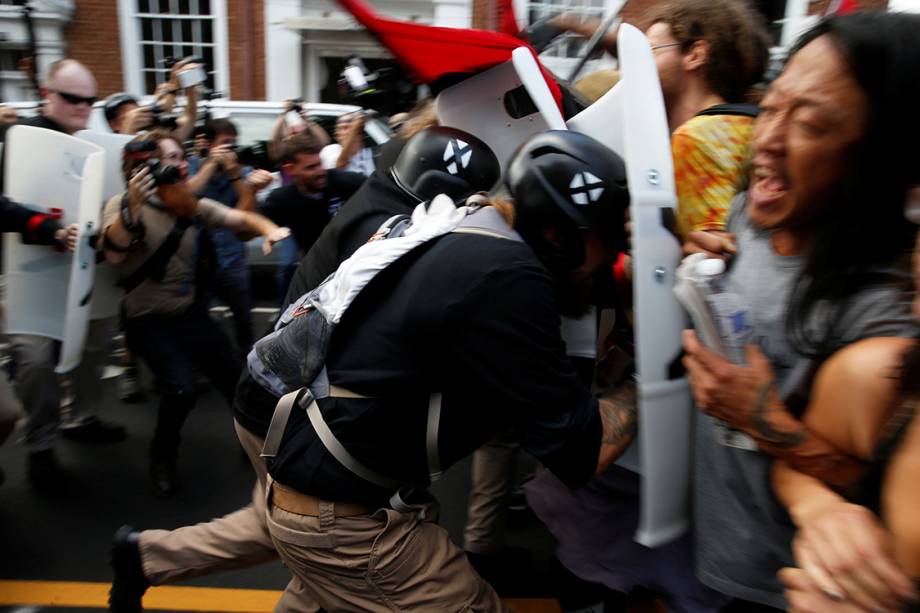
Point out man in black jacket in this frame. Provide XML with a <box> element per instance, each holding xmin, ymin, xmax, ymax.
<box><xmin>3</xmin><ymin>59</ymin><xmax>126</xmax><ymax>491</ymax></box>
<box><xmin>109</xmin><ymin>127</ymin><xmax>500</xmax><ymax>613</ymax></box>
<box><xmin>0</xmin><ymin>194</ymin><xmax>78</xmax><ymax>478</ymax></box>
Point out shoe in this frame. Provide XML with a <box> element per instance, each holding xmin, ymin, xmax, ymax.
<box><xmin>27</xmin><ymin>449</ymin><xmax>68</xmax><ymax>493</ymax></box>
<box><xmin>149</xmin><ymin>460</ymin><xmax>177</xmax><ymax>498</ymax></box>
<box><xmin>59</xmin><ymin>374</ymin><xmax>75</xmax><ymax>410</ymax></box>
<box><xmin>109</xmin><ymin>525</ymin><xmax>149</xmax><ymax>612</ymax></box>
<box><xmin>118</xmin><ymin>366</ymin><xmax>145</xmax><ymax>404</ymax></box>
<box><xmin>61</xmin><ymin>416</ymin><xmax>127</xmax><ymax>444</ymax></box>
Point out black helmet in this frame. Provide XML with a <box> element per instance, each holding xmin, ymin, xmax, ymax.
<box><xmin>506</xmin><ymin>130</ymin><xmax>629</xmax><ymax>270</ymax></box>
<box><xmin>104</xmin><ymin>92</ymin><xmax>138</xmax><ymax>122</ymax></box>
<box><xmin>391</xmin><ymin>127</ymin><xmax>500</xmax><ymax>204</ymax></box>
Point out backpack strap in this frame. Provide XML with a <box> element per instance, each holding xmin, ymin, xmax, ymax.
<box><xmin>694</xmin><ymin>103</ymin><xmax>760</xmax><ymax>119</ymax></box>
<box><xmin>118</xmin><ymin>217</ymin><xmax>193</xmax><ymax>293</ymax></box>
<box><xmin>453</xmin><ymin>205</ymin><xmax>523</xmax><ymax>242</ymax></box>
<box><xmin>262</xmin><ymin>386</ymin><xmax>446</xmax><ymax>487</ymax></box>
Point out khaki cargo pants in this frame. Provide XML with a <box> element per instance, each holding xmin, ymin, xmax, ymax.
<box><xmin>266</xmin><ymin>479</ymin><xmax>506</xmax><ymax>612</ymax></box>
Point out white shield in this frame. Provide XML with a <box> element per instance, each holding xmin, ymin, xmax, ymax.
<box><xmin>436</xmin><ymin>47</ymin><xmax>567</xmax><ymax>172</ymax></box>
<box><xmin>75</xmin><ymin>130</ymin><xmax>134</xmax><ymax>321</ymax></box>
<box><xmin>569</xmin><ymin>23</ymin><xmax>690</xmax><ymax>548</ymax></box>
<box><xmin>3</xmin><ymin>126</ymin><xmax>105</xmax><ymax>373</ymax></box>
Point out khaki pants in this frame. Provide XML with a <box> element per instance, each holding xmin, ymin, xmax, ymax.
<box><xmin>267</xmin><ymin>481</ymin><xmax>506</xmax><ymax>612</ymax></box>
<box><xmin>138</xmin><ymin>420</ymin><xmax>318</xmax><ymax>613</ymax></box>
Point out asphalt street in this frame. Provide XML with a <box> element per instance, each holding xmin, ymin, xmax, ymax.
<box><xmin>0</xmin><ymin>312</ymin><xmax>562</xmax><ymax>612</ymax></box>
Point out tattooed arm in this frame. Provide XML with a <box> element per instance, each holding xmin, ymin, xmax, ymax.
<box><xmin>682</xmin><ymin>330</ymin><xmax>877</xmax><ymax>489</ymax></box>
<box><xmin>596</xmin><ymin>377</ymin><xmax>639</xmax><ymax>474</ymax></box>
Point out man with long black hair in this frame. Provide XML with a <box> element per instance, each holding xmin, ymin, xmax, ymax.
<box><xmin>683</xmin><ymin>12</ymin><xmax>920</xmax><ymax>610</ymax></box>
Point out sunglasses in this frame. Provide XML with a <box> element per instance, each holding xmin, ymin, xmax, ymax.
<box><xmin>50</xmin><ymin>89</ymin><xmax>97</xmax><ymax>106</ymax></box>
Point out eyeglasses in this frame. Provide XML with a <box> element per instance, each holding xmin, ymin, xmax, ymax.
<box><xmin>50</xmin><ymin>89</ymin><xmax>97</xmax><ymax>106</ymax></box>
<box><xmin>650</xmin><ymin>42</ymin><xmax>683</xmax><ymax>53</ymax></box>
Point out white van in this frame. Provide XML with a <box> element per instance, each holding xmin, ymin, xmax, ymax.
<box><xmin>7</xmin><ymin>98</ymin><xmax>392</xmax><ymax>149</ymax></box>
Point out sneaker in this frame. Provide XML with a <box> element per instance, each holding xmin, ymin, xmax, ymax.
<box><xmin>27</xmin><ymin>449</ymin><xmax>68</xmax><ymax>493</ymax></box>
<box><xmin>118</xmin><ymin>366</ymin><xmax>145</xmax><ymax>404</ymax></box>
<box><xmin>60</xmin><ymin>416</ymin><xmax>127</xmax><ymax>444</ymax></box>
<box><xmin>109</xmin><ymin>525</ymin><xmax>149</xmax><ymax>613</ymax></box>
<box><xmin>59</xmin><ymin>374</ymin><xmax>76</xmax><ymax>411</ymax></box>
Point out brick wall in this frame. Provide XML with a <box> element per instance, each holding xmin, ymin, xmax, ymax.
<box><xmin>472</xmin><ymin>0</ymin><xmax>494</xmax><ymax>30</ymax></box>
<box><xmin>226</xmin><ymin>0</ymin><xmax>266</xmax><ymax>100</ymax></box>
<box><xmin>65</xmin><ymin>0</ymin><xmax>268</xmax><ymax>101</ymax></box>
<box><xmin>64</xmin><ymin>0</ymin><xmax>124</xmax><ymax>97</ymax></box>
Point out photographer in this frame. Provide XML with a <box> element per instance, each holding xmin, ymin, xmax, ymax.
<box><xmin>102</xmin><ymin>58</ymin><xmax>202</xmax><ymax>142</ymax></box>
<box><xmin>185</xmin><ymin>118</ymin><xmax>273</xmax><ymax>353</ymax></box>
<box><xmin>320</xmin><ymin>111</ymin><xmax>375</xmax><ymax>176</ymax></box>
<box><xmin>267</xmin><ymin>98</ymin><xmax>330</xmax><ymax>164</ymax></box>
<box><xmin>101</xmin><ymin>130</ymin><xmax>289</xmax><ymax>497</ymax></box>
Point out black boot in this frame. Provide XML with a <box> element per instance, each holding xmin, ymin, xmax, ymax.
<box><xmin>148</xmin><ymin>392</ymin><xmax>195</xmax><ymax>498</ymax></box>
<box><xmin>109</xmin><ymin>525</ymin><xmax>149</xmax><ymax>613</ymax></box>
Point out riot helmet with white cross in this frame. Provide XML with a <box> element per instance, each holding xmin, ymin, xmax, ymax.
<box><xmin>391</xmin><ymin>126</ymin><xmax>501</xmax><ymax>204</ymax></box>
<box><xmin>506</xmin><ymin>130</ymin><xmax>630</xmax><ymax>270</ymax></box>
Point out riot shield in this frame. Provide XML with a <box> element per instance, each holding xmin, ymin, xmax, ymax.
<box><xmin>3</xmin><ymin>125</ymin><xmax>105</xmax><ymax>372</ymax></box>
<box><xmin>75</xmin><ymin>130</ymin><xmax>133</xmax><ymax>321</ymax></box>
<box><xmin>436</xmin><ymin>48</ymin><xmax>566</xmax><ymax>172</ymax></box>
<box><xmin>568</xmin><ymin>23</ymin><xmax>690</xmax><ymax>547</ymax></box>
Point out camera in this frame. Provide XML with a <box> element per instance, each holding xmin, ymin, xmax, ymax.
<box><xmin>286</xmin><ymin>97</ymin><xmax>305</xmax><ymax>114</ymax></box>
<box><xmin>336</xmin><ymin>55</ymin><xmax>414</xmax><ymax>116</ymax></box>
<box><xmin>229</xmin><ymin>142</ymin><xmax>274</xmax><ymax>172</ymax></box>
<box><xmin>147</xmin><ymin>102</ymin><xmax>180</xmax><ymax>130</ymax></box>
<box><xmin>124</xmin><ymin>140</ymin><xmax>182</xmax><ymax>185</ymax></box>
<box><xmin>162</xmin><ymin>55</ymin><xmax>204</xmax><ymax>70</ymax></box>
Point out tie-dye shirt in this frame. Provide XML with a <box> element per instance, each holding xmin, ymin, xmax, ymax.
<box><xmin>672</xmin><ymin>113</ymin><xmax>755</xmax><ymax>238</ymax></box>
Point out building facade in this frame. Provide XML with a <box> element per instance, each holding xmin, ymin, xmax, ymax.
<box><xmin>0</xmin><ymin>0</ymin><xmax>899</xmax><ymax>104</ymax></box>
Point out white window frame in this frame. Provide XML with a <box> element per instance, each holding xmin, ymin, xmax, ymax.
<box><xmin>117</xmin><ymin>0</ymin><xmax>229</xmax><ymax>97</ymax></box>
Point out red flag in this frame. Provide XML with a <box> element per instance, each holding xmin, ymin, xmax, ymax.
<box><xmin>825</xmin><ymin>0</ymin><xmax>859</xmax><ymax>15</ymax></box>
<box><xmin>334</xmin><ymin>0</ymin><xmax>562</xmax><ymax>109</ymax></box>
<box><xmin>496</xmin><ymin>0</ymin><xmax>520</xmax><ymax>37</ymax></box>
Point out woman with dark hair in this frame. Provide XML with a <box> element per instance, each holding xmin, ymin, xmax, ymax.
<box><xmin>682</xmin><ymin>11</ymin><xmax>920</xmax><ymax>610</ymax></box>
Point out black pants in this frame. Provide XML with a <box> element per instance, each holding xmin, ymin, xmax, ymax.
<box><xmin>125</xmin><ymin>307</ymin><xmax>241</xmax><ymax>462</ymax></box>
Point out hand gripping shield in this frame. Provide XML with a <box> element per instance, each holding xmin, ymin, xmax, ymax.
<box><xmin>2</xmin><ymin>126</ymin><xmax>105</xmax><ymax>372</ymax></box>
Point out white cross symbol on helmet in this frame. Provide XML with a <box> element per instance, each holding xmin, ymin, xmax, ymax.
<box><xmin>443</xmin><ymin>139</ymin><xmax>473</xmax><ymax>175</ymax></box>
<box><xmin>569</xmin><ymin>172</ymin><xmax>605</xmax><ymax>205</ymax></box>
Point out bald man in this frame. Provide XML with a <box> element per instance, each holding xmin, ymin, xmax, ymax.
<box><xmin>3</xmin><ymin>59</ymin><xmax>126</xmax><ymax>492</ymax></box>
<box><xmin>32</xmin><ymin>59</ymin><xmax>96</xmax><ymax>134</ymax></box>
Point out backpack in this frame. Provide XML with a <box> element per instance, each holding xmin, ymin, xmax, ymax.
<box><xmin>255</xmin><ymin>200</ymin><xmax>521</xmax><ymax>515</ymax></box>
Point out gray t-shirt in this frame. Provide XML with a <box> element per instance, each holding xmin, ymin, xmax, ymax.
<box><xmin>694</xmin><ymin>195</ymin><xmax>917</xmax><ymax>608</ymax></box>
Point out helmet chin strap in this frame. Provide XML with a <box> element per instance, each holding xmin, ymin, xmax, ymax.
<box><xmin>389</xmin><ymin>167</ymin><xmax>425</xmax><ymax>205</ymax></box>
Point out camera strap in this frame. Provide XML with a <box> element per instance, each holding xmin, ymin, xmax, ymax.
<box><xmin>118</xmin><ymin>216</ymin><xmax>193</xmax><ymax>293</ymax></box>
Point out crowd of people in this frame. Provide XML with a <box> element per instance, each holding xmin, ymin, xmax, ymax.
<box><xmin>0</xmin><ymin>2</ymin><xmax>918</xmax><ymax>612</ymax></box>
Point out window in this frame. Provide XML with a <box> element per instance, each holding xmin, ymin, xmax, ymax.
<box><xmin>119</xmin><ymin>0</ymin><xmax>228</xmax><ymax>96</ymax></box>
<box><xmin>0</xmin><ymin>47</ymin><xmax>27</xmax><ymax>72</ymax></box>
<box><xmin>527</xmin><ymin>0</ymin><xmax>607</xmax><ymax>59</ymax></box>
